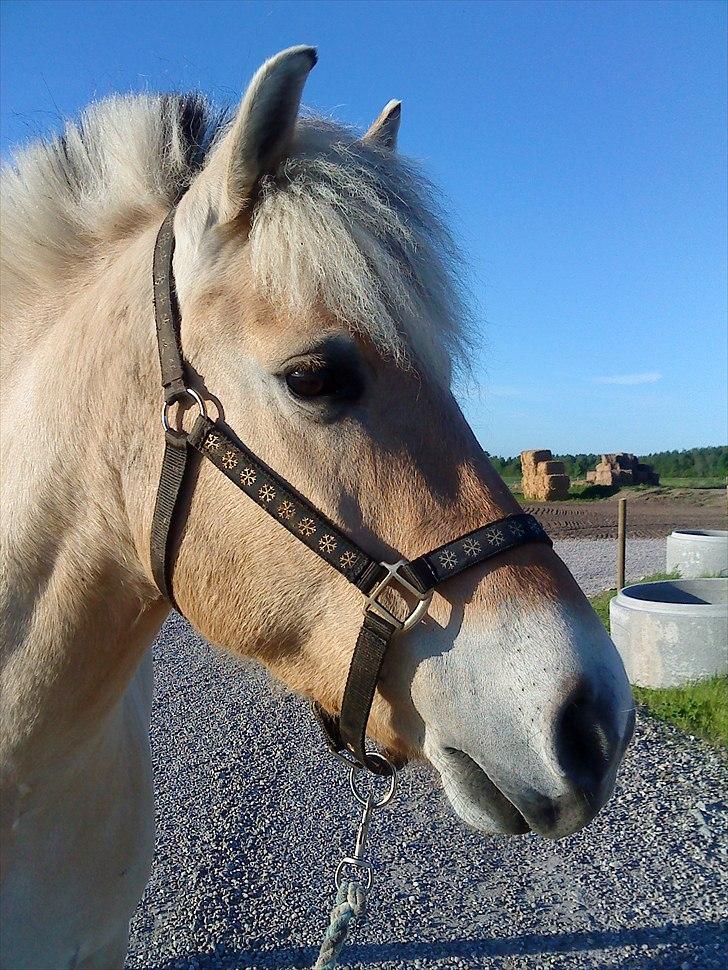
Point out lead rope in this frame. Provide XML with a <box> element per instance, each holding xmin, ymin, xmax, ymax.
<box><xmin>313</xmin><ymin>881</ymin><xmax>366</xmax><ymax>970</ymax></box>
<box><xmin>313</xmin><ymin>755</ymin><xmax>397</xmax><ymax>969</ymax></box>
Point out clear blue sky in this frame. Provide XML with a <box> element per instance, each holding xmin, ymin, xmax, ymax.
<box><xmin>2</xmin><ymin>0</ymin><xmax>726</xmax><ymax>457</ymax></box>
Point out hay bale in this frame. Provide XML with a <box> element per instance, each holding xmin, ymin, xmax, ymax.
<box><xmin>537</xmin><ymin>460</ymin><xmax>566</xmax><ymax>475</ymax></box>
<box><xmin>520</xmin><ymin>450</ymin><xmax>570</xmax><ymax>500</ymax></box>
<box><xmin>587</xmin><ymin>454</ymin><xmax>659</xmax><ymax>486</ymax></box>
<box><xmin>635</xmin><ymin>463</ymin><xmax>660</xmax><ymax>485</ymax></box>
<box><xmin>543</xmin><ymin>474</ymin><xmax>570</xmax><ymax>499</ymax></box>
<box><xmin>521</xmin><ymin>449</ymin><xmax>552</xmax><ymax>469</ymax></box>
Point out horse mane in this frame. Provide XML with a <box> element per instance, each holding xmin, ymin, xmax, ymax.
<box><xmin>1</xmin><ymin>94</ymin><xmax>221</xmax><ymax>321</ymax></box>
<box><xmin>1</xmin><ymin>93</ymin><xmax>469</xmax><ymax>372</ymax></box>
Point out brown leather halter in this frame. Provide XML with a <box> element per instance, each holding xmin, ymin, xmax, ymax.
<box><xmin>150</xmin><ymin>207</ymin><xmax>553</xmax><ymax>775</ymax></box>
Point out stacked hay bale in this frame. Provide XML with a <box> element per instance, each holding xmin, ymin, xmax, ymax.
<box><xmin>586</xmin><ymin>454</ymin><xmax>659</xmax><ymax>486</ymax></box>
<box><xmin>520</xmin><ymin>450</ymin><xmax>571</xmax><ymax>500</ymax></box>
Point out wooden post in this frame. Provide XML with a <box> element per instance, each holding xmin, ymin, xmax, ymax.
<box><xmin>617</xmin><ymin>497</ymin><xmax>627</xmax><ymax>591</ymax></box>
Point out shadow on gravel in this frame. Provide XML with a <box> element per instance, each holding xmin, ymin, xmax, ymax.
<box><xmin>139</xmin><ymin>918</ymin><xmax>727</xmax><ymax>969</ymax></box>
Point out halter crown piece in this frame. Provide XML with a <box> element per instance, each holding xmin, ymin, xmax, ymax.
<box><xmin>150</xmin><ymin>207</ymin><xmax>552</xmax><ymax>775</ymax></box>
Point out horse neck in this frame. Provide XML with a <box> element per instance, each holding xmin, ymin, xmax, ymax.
<box><xmin>1</xmin><ymin>217</ymin><xmax>170</xmax><ymax>768</ymax></box>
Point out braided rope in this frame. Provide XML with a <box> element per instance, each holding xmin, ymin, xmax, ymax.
<box><xmin>313</xmin><ymin>880</ymin><xmax>367</xmax><ymax>969</ymax></box>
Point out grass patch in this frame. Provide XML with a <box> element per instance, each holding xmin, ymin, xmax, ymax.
<box><xmin>631</xmin><ymin>678</ymin><xmax>728</xmax><ymax>747</ymax></box>
<box><xmin>660</xmin><ymin>477</ymin><xmax>726</xmax><ymax>489</ymax></box>
<box><xmin>589</xmin><ymin>572</ymin><xmax>728</xmax><ymax>747</ymax></box>
<box><xmin>568</xmin><ymin>482</ymin><xmax>620</xmax><ymax>500</ymax></box>
<box><xmin>590</xmin><ymin>586</ymin><xmax>619</xmax><ymax>628</ymax></box>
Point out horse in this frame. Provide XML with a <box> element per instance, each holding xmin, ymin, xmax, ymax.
<box><xmin>0</xmin><ymin>46</ymin><xmax>634</xmax><ymax>969</ymax></box>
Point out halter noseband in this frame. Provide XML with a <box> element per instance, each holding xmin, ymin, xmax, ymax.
<box><xmin>150</xmin><ymin>208</ymin><xmax>552</xmax><ymax>775</ymax></box>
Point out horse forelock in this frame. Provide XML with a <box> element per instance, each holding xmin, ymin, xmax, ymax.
<box><xmin>1</xmin><ymin>94</ymin><xmax>471</xmax><ymax>378</ymax></box>
<box><xmin>249</xmin><ymin>118</ymin><xmax>471</xmax><ymax>377</ymax></box>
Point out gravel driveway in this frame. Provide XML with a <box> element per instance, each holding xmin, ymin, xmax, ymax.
<box><xmin>126</xmin><ymin>539</ymin><xmax>728</xmax><ymax>969</ymax></box>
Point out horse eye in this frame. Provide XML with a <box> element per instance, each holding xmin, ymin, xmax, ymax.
<box><xmin>285</xmin><ymin>366</ymin><xmax>336</xmax><ymax>398</ymax></box>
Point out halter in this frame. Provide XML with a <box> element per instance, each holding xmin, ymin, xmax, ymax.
<box><xmin>150</xmin><ymin>207</ymin><xmax>552</xmax><ymax>775</ymax></box>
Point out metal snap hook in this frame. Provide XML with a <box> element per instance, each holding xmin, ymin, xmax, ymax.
<box><xmin>333</xmin><ymin>754</ymin><xmax>397</xmax><ymax>892</ymax></box>
<box><xmin>334</xmin><ymin>857</ymin><xmax>374</xmax><ymax>891</ymax></box>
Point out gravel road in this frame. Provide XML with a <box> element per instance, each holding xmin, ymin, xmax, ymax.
<box><xmin>126</xmin><ymin>539</ymin><xmax>727</xmax><ymax>969</ymax></box>
<box><xmin>547</xmin><ymin>538</ymin><xmax>667</xmax><ymax>595</ymax></box>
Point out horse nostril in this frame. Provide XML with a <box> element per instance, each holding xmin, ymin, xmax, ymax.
<box><xmin>554</xmin><ymin>686</ymin><xmax>621</xmax><ymax>800</ymax></box>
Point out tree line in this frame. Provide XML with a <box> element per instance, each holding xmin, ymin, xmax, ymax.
<box><xmin>488</xmin><ymin>446</ymin><xmax>728</xmax><ymax>481</ymax></box>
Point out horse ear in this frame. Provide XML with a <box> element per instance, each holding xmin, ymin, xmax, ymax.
<box><xmin>362</xmin><ymin>100</ymin><xmax>401</xmax><ymax>150</ymax></box>
<box><xmin>198</xmin><ymin>46</ymin><xmax>317</xmax><ymax>224</ymax></box>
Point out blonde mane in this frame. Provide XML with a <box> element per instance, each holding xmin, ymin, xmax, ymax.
<box><xmin>1</xmin><ymin>93</ymin><xmax>469</xmax><ymax>370</ymax></box>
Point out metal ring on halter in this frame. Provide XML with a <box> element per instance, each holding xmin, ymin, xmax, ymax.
<box><xmin>161</xmin><ymin>387</ymin><xmax>207</xmax><ymax>436</ymax></box>
<box><xmin>349</xmin><ymin>753</ymin><xmax>397</xmax><ymax>807</ymax></box>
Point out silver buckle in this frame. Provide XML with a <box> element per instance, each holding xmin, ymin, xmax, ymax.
<box><xmin>363</xmin><ymin>559</ymin><xmax>433</xmax><ymax>632</ymax></box>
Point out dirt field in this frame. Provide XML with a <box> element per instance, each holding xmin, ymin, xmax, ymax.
<box><xmin>522</xmin><ymin>486</ymin><xmax>727</xmax><ymax>539</ymax></box>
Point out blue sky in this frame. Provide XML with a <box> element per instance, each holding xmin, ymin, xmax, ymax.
<box><xmin>2</xmin><ymin>0</ymin><xmax>726</xmax><ymax>457</ymax></box>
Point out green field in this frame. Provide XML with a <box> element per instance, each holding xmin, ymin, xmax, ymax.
<box><xmin>659</xmin><ymin>477</ymin><xmax>725</xmax><ymax>489</ymax></box>
<box><xmin>589</xmin><ymin>574</ymin><xmax>728</xmax><ymax>747</ymax></box>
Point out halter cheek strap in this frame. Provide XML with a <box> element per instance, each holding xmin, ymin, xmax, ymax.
<box><xmin>150</xmin><ymin>209</ymin><xmax>190</xmax><ymax>603</ymax></box>
<box><xmin>149</xmin><ymin>209</ymin><xmax>552</xmax><ymax>775</ymax></box>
